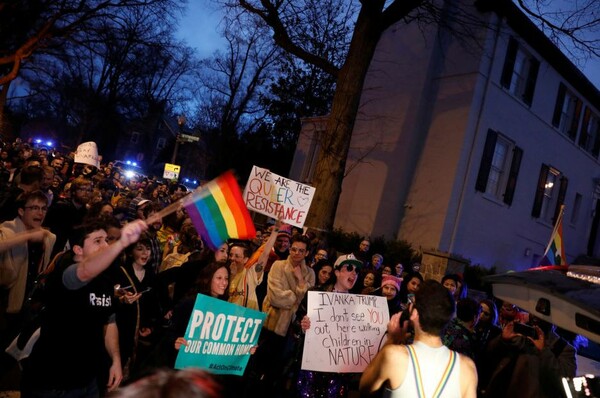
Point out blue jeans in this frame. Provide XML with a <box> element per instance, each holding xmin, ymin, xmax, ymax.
<box><xmin>21</xmin><ymin>378</ymin><xmax>99</xmax><ymax>398</ymax></box>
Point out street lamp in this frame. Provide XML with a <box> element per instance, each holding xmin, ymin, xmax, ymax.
<box><xmin>171</xmin><ymin>114</ymin><xmax>186</xmax><ymax>164</ymax></box>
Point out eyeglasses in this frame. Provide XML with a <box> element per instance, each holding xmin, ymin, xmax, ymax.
<box><xmin>24</xmin><ymin>205</ymin><xmax>48</xmax><ymax>212</ymax></box>
<box><xmin>290</xmin><ymin>247</ymin><xmax>306</xmax><ymax>254</ymax></box>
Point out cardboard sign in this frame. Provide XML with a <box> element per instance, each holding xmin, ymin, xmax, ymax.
<box><xmin>243</xmin><ymin>166</ymin><xmax>315</xmax><ymax>228</ymax></box>
<box><xmin>74</xmin><ymin>141</ymin><xmax>100</xmax><ymax>168</ymax></box>
<box><xmin>174</xmin><ymin>294</ymin><xmax>266</xmax><ymax>376</ymax></box>
<box><xmin>301</xmin><ymin>291</ymin><xmax>389</xmax><ymax>373</ymax></box>
<box><xmin>163</xmin><ymin>163</ymin><xmax>181</xmax><ymax>180</ymax></box>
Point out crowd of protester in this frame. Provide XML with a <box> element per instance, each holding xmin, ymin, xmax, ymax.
<box><xmin>0</xmin><ymin>138</ymin><xmax>585</xmax><ymax>398</ymax></box>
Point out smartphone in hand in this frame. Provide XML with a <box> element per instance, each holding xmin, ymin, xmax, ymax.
<box><xmin>513</xmin><ymin>322</ymin><xmax>537</xmax><ymax>339</ymax></box>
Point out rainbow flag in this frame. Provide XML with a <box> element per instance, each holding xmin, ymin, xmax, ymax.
<box><xmin>539</xmin><ymin>205</ymin><xmax>566</xmax><ymax>266</ymax></box>
<box><xmin>184</xmin><ymin>171</ymin><xmax>256</xmax><ymax>250</ymax></box>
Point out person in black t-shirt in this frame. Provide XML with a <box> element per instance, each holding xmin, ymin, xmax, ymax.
<box><xmin>21</xmin><ymin>218</ymin><xmax>147</xmax><ymax>398</ymax></box>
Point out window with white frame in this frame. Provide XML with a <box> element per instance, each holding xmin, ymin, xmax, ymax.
<box><xmin>476</xmin><ymin>129</ymin><xmax>523</xmax><ymax>205</ymax></box>
<box><xmin>552</xmin><ymin>83</ymin><xmax>582</xmax><ymax>141</ymax></box>
<box><xmin>532</xmin><ymin>164</ymin><xmax>568</xmax><ymax>225</ymax></box>
<box><xmin>579</xmin><ymin>107</ymin><xmax>600</xmax><ymax>157</ymax></box>
<box><xmin>500</xmin><ymin>37</ymin><xmax>539</xmax><ymax>106</ymax></box>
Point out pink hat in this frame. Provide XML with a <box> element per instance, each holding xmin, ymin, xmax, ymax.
<box><xmin>381</xmin><ymin>275</ymin><xmax>402</xmax><ymax>292</ymax></box>
<box><xmin>277</xmin><ymin>224</ymin><xmax>292</xmax><ymax>239</ymax></box>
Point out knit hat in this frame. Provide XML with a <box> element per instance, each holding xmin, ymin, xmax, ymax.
<box><xmin>277</xmin><ymin>224</ymin><xmax>292</xmax><ymax>239</ymax></box>
<box><xmin>334</xmin><ymin>253</ymin><xmax>363</xmax><ymax>271</ymax></box>
<box><xmin>381</xmin><ymin>274</ymin><xmax>402</xmax><ymax>292</ymax></box>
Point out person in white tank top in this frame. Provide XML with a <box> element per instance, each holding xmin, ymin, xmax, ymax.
<box><xmin>359</xmin><ymin>280</ymin><xmax>478</xmax><ymax>398</ymax></box>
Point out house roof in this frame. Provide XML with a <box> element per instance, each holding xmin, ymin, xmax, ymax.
<box><xmin>477</xmin><ymin>0</ymin><xmax>600</xmax><ymax>107</ymax></box>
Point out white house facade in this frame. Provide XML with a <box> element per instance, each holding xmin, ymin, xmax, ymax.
<box><xmin>290</xmin><ymin>1</ymin><xmax>600</xmax><ymax>272</ymax></box>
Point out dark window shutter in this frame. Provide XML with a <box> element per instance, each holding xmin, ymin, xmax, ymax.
<box><xmin>568</xmin><ymin>98</ymin><xmax>583</xmax><ymax>140</ymax></box>
<box><xmin>503</xmin><ymin>146</ymin><xmax>523</xmax><ymax>205</ymax></box>
<box><xmin>553</xmin><ymin>176</ymin><xmax>568</xmax><ymax>225</ymax></box>
<box><xmin>522</xmin><ymin>58</ymin><xmax>539</xmax><ymax>106</ymax></box>
<box><xmin>476</xmin><ymin>129</ymin><xmax>498</xmax><ymax>192</ymax></box>
<box><xmin>501</xmin><ymin>38</ymin><xmax>518</xmax><ymax>89</ymax></box>
<box><xmin>593</xmin><ymin>124</ymin><xmax>600</xmax><ymax>158</ymax></box>
<box><xmin>532</xmin><ymin>164</ymin><xmax>549</xmax><ymax>218</ymax></box>
<box><xmin>579</xmin><ymin>107</ymin><xmax>591</xmax><ymax>148</ymax></box>
<box><xmin>552</xmin><ymin>83</ymin><xmax>566</xmax><ymax>128</ymax></box>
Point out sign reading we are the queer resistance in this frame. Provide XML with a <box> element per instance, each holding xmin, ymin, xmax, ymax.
<box><xmin>243</xmin><ymin>166</ymin><xmax>315</xmax><ymax>228</ymax></box>
<box><xmin>301</xmin><ymin>291</ymin><xmax>389</xmax><ymax>373</ymax></box>
<box><xmin>175</xmin><ymin>294</ymin><xmax>265</xmax><ymax>376</ymax></box>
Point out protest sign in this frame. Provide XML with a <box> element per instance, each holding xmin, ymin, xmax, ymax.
<box><xmin>243</xmin><ymin>166</ymin><xmax>315</xmax><ymax>228</ymax></box>
<box><xmin>175</xmin><ymin>294</ymin><xmax>266</xmax><ymax>376</ymax></box>
<box><xmin>301</xmin><ymin>291</ymin><xmax>389</xmax><ymax>373</ymax></box>
<box><xmin>163</xmin><ymin>163</ymin><xmax>181</xmax><ymax>180</ymax></box>
<box><xmin>74</xmin><ymin>141</ymin><xmax>100</xmax><ymax>168</ymax></box>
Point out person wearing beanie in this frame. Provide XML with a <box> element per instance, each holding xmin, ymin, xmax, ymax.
<box><xmin>255</xmin><ymin>222</ymin><xmax>292</xmax><ymax>311</ymax></box>
<box><xmin>381</xmin><ymin>274</ymin><xmax>403</xmax><ymax>316</ymax></box>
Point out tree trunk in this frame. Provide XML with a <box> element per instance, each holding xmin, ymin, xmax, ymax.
<box><xmin>305</xmin><ymin>7</ymin><xmax>385</xmax><ymax>232</ymax></box>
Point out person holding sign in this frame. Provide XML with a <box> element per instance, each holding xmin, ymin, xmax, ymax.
<box><xmin>249</xmin><ymin>234</ymin><xmax>314</xmax><ymax>396</ymax></box>
<box><xmin>294</xmin><ymin>254</ymin><xmax>364</xmax><ymax>398</ymax></box>
<box><xmin>164</xmin><ymin>262</ymin><xmax>231</xmax><ymax>365</ymax></box>
<box><xmin>359</xmin><ymin>280</ymin><xmax>478</xmax><ymax>398</ymax></box>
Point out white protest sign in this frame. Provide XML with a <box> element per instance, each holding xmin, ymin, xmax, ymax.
<box><xmin>301</xmin><ymin>291</ymin><xmax>389</xmax><ymax>373</ymax></box>
<box><xmin>74</xmin><ymin>141</ymin><xmax>100</xmax><ymax>168</ymax></box>
<box><xmin>243</xmin><ymin>166</ymin><xmax>315</xmax><ymax>228</ymax></box>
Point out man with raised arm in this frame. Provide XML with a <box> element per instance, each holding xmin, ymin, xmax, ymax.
<box><xmin>20</xmin><ymin>218</ymin><xmax>147</xmax><ymax>398</ymax></box>
<box><xmin>360</xmin><ymin>280</ymin><xmax>478</xmax><ymax>398</ymax></box>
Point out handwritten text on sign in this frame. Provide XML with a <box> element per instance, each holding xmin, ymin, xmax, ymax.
<box><xmin>175</xmin><ymin>294</ymin><xmax>266</xmax><ymax>376</ymax></box>
<box><xmin>301</xmin><ymin>292</ymin><xmax>389</xmax><ymax>373</ymax></box>
<box><xmin>243</xmin><ymin>166</ymin><xmax>315</xmax><ymax>228</ymax></box>
<box><xmin>74</xmin><ymin>141</ymin><xmax>100</xmax><ymax>168</ymax></box>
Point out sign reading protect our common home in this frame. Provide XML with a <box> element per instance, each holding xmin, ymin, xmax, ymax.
<box><xmin>175</xmin><ymin>294</ymin><xmax>266</xmax><ymax>376</ymax></box>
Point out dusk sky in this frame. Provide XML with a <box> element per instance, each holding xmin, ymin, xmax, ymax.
<box><xmin>176</xmin><ymin>1</ymin><xmax>600</xmax><ymax>88</ymax></box>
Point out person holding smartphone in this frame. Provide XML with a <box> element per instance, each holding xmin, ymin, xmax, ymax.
<box><xmin>478</xmin><ymin>313</ymin><xmax>577</xmax><ymax>398</ymax></box>
<box><xmin>110</xmin><ymin>232</ymin><xmax>161</xmax><ymax>380</ymax></box>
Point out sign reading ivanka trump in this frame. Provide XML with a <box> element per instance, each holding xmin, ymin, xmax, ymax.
<box><xmin>243</xmin><ymin>165</ymin><xmax>315</xmax><ymax>228</ymax></box>
<box><xmin>175</xmin><ymin>294</ymin><xmax>266</xmax><ymax>376</ymax></box>
<box><xmin>301</xmin><ymin>291</ymin><xmax>389</xmax><ymax>373</ymax></box>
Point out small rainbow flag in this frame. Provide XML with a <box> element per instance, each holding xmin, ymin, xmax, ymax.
<box><xmin>539</xmin><ymin>204</ymin><xmax>567</xmax><ymax>266</ymax></box>
<box><xmin>184</xmin><ymin>171</ymin><xmax>256</xmax><ymax>250</ymax></box>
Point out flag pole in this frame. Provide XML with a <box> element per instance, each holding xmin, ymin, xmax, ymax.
<box><xmin>541</xmin><ymin>204</ymin><xmax>565</xmax><ymax>257</ymax></box>
<box><xmin>145</xmin><ymin>183</ymin><xmax>209</xmax><ymax>225</ymax></box>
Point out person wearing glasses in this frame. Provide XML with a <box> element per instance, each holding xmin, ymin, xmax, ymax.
<box><xmin>250</xmin><ymin>234</ymin><xmax>315</xmax><ymax>396</ymax></box>
<box><xmin>0</xmin><ymin>190</ymin><xmax>56</xmax><ymax>348</ymax></box>
<box><xmin>294</xmin><ymin>254</ymin><xmax>364</xmax><ymax>397</ymax></box>
<box><xmin>43</xmin><ymin>176</ymin><xmax>92</xmax><ymax>257</ymax></box>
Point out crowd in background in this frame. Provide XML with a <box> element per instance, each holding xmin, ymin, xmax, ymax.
<box><xmin>0</xmin><ymin>138</ymin><xmax>585</xmax><ymax>398</ymax></box>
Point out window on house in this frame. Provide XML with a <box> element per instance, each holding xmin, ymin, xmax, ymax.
<box><xmin>131</xmin><ymin>131</ymin><xmax>140</xmax><ymax>144</ymax></box>
<box><xmin>157</xmin><ymin>137</ymin><xmax>166</xmax><ymax>150</ymax></box>
<box><xmin>500</xmin><ymin>37</ymin><xmax>540</xmax><ymax>106</ymax></box>
<box><xmin>475</xmin><ymin>129</ymin><xmax>523</xmax><ymax>205</ymax></box>
<box><xmin>571</xmin><ymin>193</ymin><xmax>582</xmax><ymax>225</ymax></box>
<box><xmin>579</xmin><ymin>107</ymin><xmax>600</xmax><ymax>157</ymax></box>
<box><xmin>552</xmin><ymin>83</ymin><xmax>583</xmax><ymax>141</ymax></box>
<box><xmin>532</xmin><ymin>164</ymin><xmax>568</xmax><ymax>225</ymax></box>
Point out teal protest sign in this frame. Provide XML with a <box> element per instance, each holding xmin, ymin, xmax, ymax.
<box><xmin>174</xmin><ymin>294</ymin><xmax>266</xmax><ymax>376</ymax></box>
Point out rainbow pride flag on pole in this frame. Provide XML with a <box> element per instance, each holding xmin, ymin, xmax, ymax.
<box><xmin>538</xmin><ymin>204</ymin><xmax>566</xmax><ymax>266</ymax></box>
<box><xmin>184</xmin><ymin>170</ymin><xmax>256</xmax><ymax>250</ymax></box>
